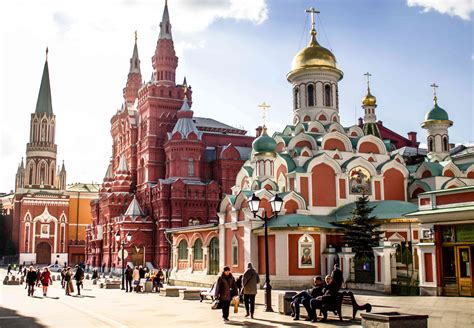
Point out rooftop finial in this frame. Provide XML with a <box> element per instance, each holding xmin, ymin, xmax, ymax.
<box><xmin>258</xmin><ymin>102</ymin><xmax>270</xmax><ymax>129</ymax></box>
<box><xmin>134</xmin><ymin>30</ymin><xmax>137</xmax><ymax>43</ymax></box>
<box><xmin>430</xmin><ymin>82</ymin><xmax>439</xmax><ymax>104</ymax></box>
<box><xmin>364</xmin><ymin>72</ymin><xmax>372</xmax><ymax>93</ymax></box>
<box><xmin>45</xmin><ymin>47</ymin><xmax>49</xmax><ymax>61</ymax></box>
<box><xmin>305</xmin><ymin>7</ymin><xmax>320</xmax><ymax>42</ymax></box>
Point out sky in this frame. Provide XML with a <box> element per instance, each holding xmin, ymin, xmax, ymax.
<box><xmin>0</xmin><ymin>0</ymin><xmax>472</xmax><ymax>192</ymax></box>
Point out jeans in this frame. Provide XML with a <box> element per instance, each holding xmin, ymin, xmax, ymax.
<box><xmin>220</xmin><ymin>300</ymin><xmax>231</xmax><ymax>320</ymax></box>
<box><xmin>244</xmin><ymin>294</ymin><xmax>256</xmax><ymax>315</ymax></box>
<box><xmin>27</xmin><ymin>283</ymin><xmax>35</xmax><ymax>296</ymax></box>
<box><xmin>126</xmin><ymin>279</ymin><xmax>132</xmax><ymax>292</ymax></box>
<box><xmin>76</xmin><ymin>282</ymin><xmax>82</xmax><ymax>295</ymax></box>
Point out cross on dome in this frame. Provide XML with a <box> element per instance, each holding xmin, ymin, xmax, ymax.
<box><xmin>258</xmin><ymin>102</ymin><xmax>270</xmax><ymax>128</ymax></box>
<box><xmin>305</xmin><ymin>6</ymin><xmax>320</xmax><ymax>33</ymax></box>
<box><xmin>364</xmin><ymin>72</ymin><xmax>372</xmax><ymax>89</ymax></box>
<box><xmin>430</xmin><ymin>82</ymin><xmax>439</xmax><ymax>103</ymax></box>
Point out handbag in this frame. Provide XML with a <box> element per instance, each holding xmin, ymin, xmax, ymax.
<box><xmin>211</xmin><ymin>299</ymin><xmax>221</xmax><ymax>310</ymax></box>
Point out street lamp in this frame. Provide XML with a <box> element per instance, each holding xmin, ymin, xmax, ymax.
<box><xmin>115</xmin><ymin>231</ymin><xmax>132</xmax><ymax>290</ymax></box>
<box><xmin>247</xmin><ymin>193</ymin><xmax>283</xmax><ymax>312</ymax></box>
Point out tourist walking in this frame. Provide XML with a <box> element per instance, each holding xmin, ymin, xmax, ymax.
<box><xmin>74</xmin><ymin>265</ymin><xmax>84</xmax><ymax>296</ymax></box>
<box><xmin>331</xmin><ymin>264</ymin><xmax>344</xmax><ymax>291</ymax></box>
<box><xmin>26</xmin><ymin>266</ymin><xmax>37</xmax><ymax>297</ymax></box>
<box><xmin>125</xmin><ymin>265</ymin><xmax>133</xmax><ymax>292</ymax></box>
<box><xmin>7</xmin><ymin>264</ymin><xmax>12</xmax><ymax>275</ymax></box>
<box><xmin>64</xmin><ymin>267</ymin><xmax>73</xmax><ymax>296</ymax></box>
<box><xmin>132</xmin><ymin>266</ymin><xmax>140</xmax><ymax>292</ymax></box>
<box><xmin>214</xmin><ymin>266</ymin><xmax>237</xmax><ymax>323</ymax></box>
<box><xmin>39</xmin><ymin>267</ymin><xmax>53</xmax><ymax>297</ymax></box>
<box><xmin>242</xmin><ymin>263</ymin><xmax>260</xmax><ymax>319</ymax></box>
<box><xmin>60</xmin><ymin>268</ymin><xmax>66</xmax><ymax>288</ymax></box>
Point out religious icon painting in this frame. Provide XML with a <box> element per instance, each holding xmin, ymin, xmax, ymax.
<box><xmin>349</xmin><ymin>166</ymin><xmax>372</xmax><ymax>195</ymax></box>
<box><xmin>298</xmin><ymin>234</ymin><xmax>315</xmax><ymax>269</ymax></box>
<box><xmin>40</xmin><ymin>224</ymin><xmax>50</xmax><ymax>238</ymax></box>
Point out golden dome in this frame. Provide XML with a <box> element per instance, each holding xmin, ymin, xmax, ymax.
<box><xmin>291</xmin><ymin>30</ymin><xmax>337</xmax><ymax>72</ymax></box>
<box><xmin>362</xmin><ymin>88</ymin><xmax>377</xmax><ymax>107</ymax></box>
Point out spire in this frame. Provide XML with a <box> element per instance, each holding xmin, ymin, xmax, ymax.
<box><xmin>182</xmin><ymin>76</ymin><xmax>187</xmax><ymax>87</ymax></box>
<box><xmin>169</xmin><ymin>95</ymin><xmax>202</xmax><ymax>139</ymax></box>
<box><xmin>60</xmin><ymin>160</ymin><xmax>66</xmax><ymax>172</ymax></box>
<box><xmin>104</xmin><ymin>163</ymin><xmax>113</xmax><ymax>180</ymax></box>
<box><xmin>129</xmin><ymin>31</ymin><xmax>141</xmax><ymax>74</ymax></box>
<box><xmin>159</xmin><ymin>0</ymin><xmax>172</xmax><ymax>40</ymax></box>
<box><xmin>431</xmin><ymin>82</ymin><xmax>438</xmax><ymax>105</ymax></box>
<box><xmin>35</xmin><ymin>47</ymin><xmax>53</xmax><ymax>115</ymax></box>
<box><xmin>305</xmin><ymin>7</ymin><xmax>321</xmax><ymax>46</ymax></box>
<box><xmin>124</xmin><ymin>195</ymin><xmax>144</xmax><ymax>219</ymax></box>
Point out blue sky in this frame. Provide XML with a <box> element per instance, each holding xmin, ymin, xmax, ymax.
<box><xmin>0</xmin><ymin>0</ymin><xmax>472</xmax><ymax>192</ymax></box>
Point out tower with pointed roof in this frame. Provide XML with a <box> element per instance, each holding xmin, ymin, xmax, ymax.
<box><xmin>123</xmin><ymin>31</ymin><xmax>142</xmax><ymax>105</ymax></box>
<box><xmin>421</xmin><ymin>84</ymin><xmax>452</xmax><ymax>161</ymax></box>
<box><xmin>361</xmin><ymin>72</ymin><xmax>381</xmax><ymax>138</ymax></box>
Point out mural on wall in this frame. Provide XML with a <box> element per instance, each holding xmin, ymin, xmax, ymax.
<box><xmin>349</xmin><ymin>166</ymin><xmax>372</xmax><ymax>195</ymax></box>
<box><xmin>298</xmin><ymin>234</ymin><xmax>315</xmax><ymax>269</ymax></box>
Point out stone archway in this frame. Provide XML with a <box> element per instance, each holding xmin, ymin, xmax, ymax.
<box><xmin>36</xmin><ymin>242</ymin><xmax>51</xmax><ymax>264</ymax></box>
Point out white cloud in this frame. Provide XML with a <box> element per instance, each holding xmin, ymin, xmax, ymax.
<box><xmin>0</xmin><ymin>0</ymin><xmax>268</xmax><ymax>191</ymax></box>
<box><xmin>407</xmin><ymin>0</ymin><xmax>473</xmax><ymax>20</ymax></box>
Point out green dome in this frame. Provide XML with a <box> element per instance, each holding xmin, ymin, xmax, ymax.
<box><xmin>424</xmin><ymin>103</ymin><xmax>449</xmax><ymax>121</ymax></box>
<box><xmin>253</xmin><ymin>129</ymin><xmax>277</xmax><ymax>153</ymax></box>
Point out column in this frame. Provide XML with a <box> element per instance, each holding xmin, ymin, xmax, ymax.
<box><xmin>417</xmin><ymin>242</ymin><xmax>438</xmax><ymax>296</ymax></box>
<box><xmin>337</xmin><ymin>246</ymin><xmax>355</xmax><ymax>283</ymax></box>
<box><xmin>203</xmin><ymin>246</ymin><xmax>209</xmax><ymax>272</ymax></box>
<box><xmin>321</xmin><ymin>246</ymin><xmax>338</xmax><ymax>277</ymax></box>
<box><xmin>373</xmin><ymin>241</ymin><xmax>396</xmax><ymax>294</ymax></box>
<box><xmin>188</xmin><ymin>247</ymin><xmax>194</xmax><ymax>273</ymax></box>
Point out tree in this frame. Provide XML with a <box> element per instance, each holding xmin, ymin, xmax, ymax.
<box><xmin>344</xmin><ymin>195</ymin><xmax>383</xmax><ymax>260</ymax></box>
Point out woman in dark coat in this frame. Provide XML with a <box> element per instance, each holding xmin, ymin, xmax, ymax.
<box><xmin>40</xmin><ymin>267</ymin><xmax>53</xmax><ymax>297</ymax></box>
<box><xmin>214</xmin><ymin>266</ymin><xmax>236</xmax><ymax>322</ymax></box>
<box><xmin>242</xmin><ymin>263</ymin><xmax>260</xmax><ymax>319</ymax></box>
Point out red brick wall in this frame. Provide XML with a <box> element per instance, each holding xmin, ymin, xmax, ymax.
<box><xmin>312</xmin><ymin>164</ymin><xmax>336</xmax><ymax>206</ymax></box>
<box><xmin>383</xmin><ymin>168</ymin><xmax>405</xmax><ymax>201</ymax></box>
<box><xmin>257</xmin><ymin>235</ymin><xmax>276</xmax><ymax>275</ymax></box>
<box><xmin>359</xmin><ymin>142</ymin><xmax>380</xmax><ymax>154</ymax></box>
<box><xmin>324</xmin><ymin>139</ymin><xmax>346</xmax><ymax>151</ymax></box>
<box><xmin>436</xmin><ymin>192</ymin><xmax>474</xmax><ymax>205</ymax></box>
<box><xmin>288</xmin><ymin>234</ymin><xmax>320</xmax><ymax>275</ymax></box>
<box><xmin>424</xmin><ymin>253</ymin><xmax>433</xmax><ymax>282</ymax></box>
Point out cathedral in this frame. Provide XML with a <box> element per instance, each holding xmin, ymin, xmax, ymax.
<box><xmin>167</xmin><ymin>8</ymin><xmax>474</xmax><ymax>294</ymax></box>
<box><xmin>85</xmin><ymin>1</ymin><xmax>254</xmax><ymax>271</ymax></box>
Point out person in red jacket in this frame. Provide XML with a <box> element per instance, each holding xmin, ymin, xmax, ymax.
<box><xmin>40</xmin><ymin>267</ymin><xmax>53</xmax><ymax>297</ymax></box>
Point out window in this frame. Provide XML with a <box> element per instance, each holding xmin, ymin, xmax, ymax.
<box><xmin>232</xmin><ymin>236</ymin><xmax>238</xmax><ymax>266</ymax></box>
<box><xmin>428</xmin><ymin>137</ymin><xmax>434</xmax><ymax>152</ymax></box>
<box><xmin>188</xmin><ymin>158</ymin><xmax>194</xmax><ymax>177</ymax></box>
<box><xmin>178</xmin><ymin>240</ymin><xmax>188</xmax><ymax>260</ymax></box>
<box><xmin>443</xmin><ymin>136</ymin><xmax>449</xmax><ymax>152</ymax></box>
<box><xmin>294</xmin><ymin>87</ymin><xmax>300</xmax><ymax>109</ymax></box>
<box><xmin>193</xmin><ymin>239</ymin><xmax>203</xmax><ymax>260</ymax></box>
<box><xmin>307</xmin><ymin>84</ymin><xmax>315</xmax><ymax>106</ymax></box>
<box><xmin>324</xmin><ymin>84</ymin><xmax>332</xmax><ymax>107</ymax></box>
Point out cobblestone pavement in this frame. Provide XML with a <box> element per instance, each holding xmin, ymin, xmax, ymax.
<box><xmin>0</xmin><ymin>270</ymin><xmax>473</xmax><ymax>328</ymax></box>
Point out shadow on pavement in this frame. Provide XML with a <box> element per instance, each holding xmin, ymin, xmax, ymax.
<box><xmin>251</xmin><ymin>317</ymin><xmax>362</xmax><ymax>327</ymax></box>
<box><xmin>0</xmin><ymin>307</ymin><xmax>45</xmax><ymax>328</ymax></box>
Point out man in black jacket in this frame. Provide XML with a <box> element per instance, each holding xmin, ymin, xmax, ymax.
<box><xmin>331</xmin><ymin>264</ymin><xmax>344</xmax><ymax>291</ymax></box>
<box><xmin>291</xmin><ymin>276</ymin><xmax>324</xmax><ymax>321</ymax></box>
<box><xmin>124</xmin><ymin>265</ymin><xmax>133</xmax><ymax>292</ymax></box>
<box><xmin>310</xmin><ymin>275</ymin><xmax>339</xmax><ymax>322</ymax></box>
<box><xmin>26</xmin><ymin>266</ymin><xmax>37</xmax><ymax>297</ymax></box>
<box><xmin>74</xmin><ymin>265</ymin><xmax>84</xmax><ymax>296</ymax></box>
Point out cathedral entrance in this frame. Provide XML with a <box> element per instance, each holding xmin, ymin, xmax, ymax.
<box><xmin>36</xmin><ymin>242</ymin><xmax>51</xmax><ymax>264</ymax></box>
<box><xmin>208</xmin><ymin>237</ymin><xmax>219</xmax><ymax>275</ymax></box>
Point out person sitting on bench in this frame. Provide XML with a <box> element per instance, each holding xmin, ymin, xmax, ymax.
<box><xmin>290</xmin><ymin>276</ymin><xmax>325</xmax><ymax>321</ymax></box>
<box><xmin>309</xmin><ymin>275</ymin><xmax>339</xmax><ymax>322</ymax></box>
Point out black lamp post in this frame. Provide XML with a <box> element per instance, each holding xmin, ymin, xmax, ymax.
<box><xmin>115</xmin><ymin>231</ymin><xmax>132</xmax><ymax>290</ymax></box>
<box><xmin>247</xmin><ymin>193</ymin><xmax>283</xmax><ymax>312</ymax></box>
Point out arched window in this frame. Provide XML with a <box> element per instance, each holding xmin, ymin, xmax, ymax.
<box><xmin>232</xmin><ymin>236</ymin><xmax>238</xmax><ymax>266</ymax></box>
<box><xmin>294</xmin><ymin>87</ymin><xmax>300</xmax><ymax>109</ymax></box>
<box><xmin>41</xmin><ymin>120</ymin><xmax>47</xmax><ymax>141</ymax></box>
<box><xmin>428</xmin><ymin>137</ymin><xmax>434</xmax><ymax>152</ymax></box>
<box><xmin>307</xmin><ymin>84</ymin><xmax>315</xmax><ymax>107</ymax></box>
<box><xmin>39</xmin><ymin>163</ymin><xmax>46</xmax><ymax>185</ymax></box>
<box><xmin>178</xmin><ymin>240</ymin><xmax>188</xmax><ymax>260</ymax></box>
<box><xmin>188</xmin><ymin>158</ymin><xmax>194</xmax><ymax>177</ymax></box>
<box><xmin>324</xmin><ymin>84</ymin><xmax>332</xmax><ymax>107</ymax></box>
<box><xmin>443</xmin><ymin>136</ymin><xmax>448</xmax><ymax>152</ymax></box>
<box><xmin>29</xmin><ymin>165</ymin><xmax>34</xmax><ymax>184</ymax></box>
<box><xmin>193</xmin><ymin>239</ymin><xmax>203</xmax><ymax>260</ymax></box>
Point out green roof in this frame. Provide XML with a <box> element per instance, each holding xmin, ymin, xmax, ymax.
<box><xmin>252</xmin><ymin>131</ymin><xmax>276</xmax><ymax>153</ymax></box>
<box><xmin>263</xmin><ymin>214</ymin><xmax>336</xmax><ymax>229</ymax></box>
<box><xmin>331</xmin><ymin>200</ymin><xmax>418</xmax><ymax>222</ymax></box>
<box><xmin>424</xmin><ymin>102</ymin><xmax>449</xmax><ymax>121</ymax></box>
<box><xmin>35</xmin><ymin>60</ymin><xmax>53</xmax><ymax>115</ymax></box>
<box><xmin>406</xmin><ymin>204</ymin><xmax>474</xmax><ymax>217</ymax></box>
<box><xmin>278</xmin><ymin>154</ymin><xmax>296</xmax><ymax>172</ymax></box>
<box><xmin>363</xmin><ymin>123</ymin><xmax>381</xmax><ymax>138</ymax></box>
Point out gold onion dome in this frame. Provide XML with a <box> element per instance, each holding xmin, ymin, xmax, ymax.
<box><xmin>291</xmin><ymin>29</ymin><xmax>337</xmax><ymax>71</ymax></box>
<box><xmin>362</xmin><ymin>88</ymin><xmax>377</xmax><ymax>106</ymax></box>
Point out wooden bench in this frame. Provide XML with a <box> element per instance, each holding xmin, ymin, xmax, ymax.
<box><xmin>200</xmin><ymin>283</ymin><xmax>216</xmax><ymax>302</ymax></box>
<box><xmin>320</xmin><ymin>290</ymin><xmax>372</xmax><ymax>321</ymax></box>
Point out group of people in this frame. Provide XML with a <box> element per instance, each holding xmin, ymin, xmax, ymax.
<box><xmin>60</xmin><ymin>265</ymin><xmax>84</xmax><ymax>296</ymax></box>
<box><xmin>25</xmin><ymin>266</ymin><xmax>53</xmax><ymax>297</ymax></box>
<box><xmin>124</xmin><ymin>265</ymin><xmax>164</xmax><ymax>293</ymax></box>
<box><xmin>214</xmin><ymin>263</ymin><xmax>260</xmax><ymax>323</ymax></box>
<box><xmin>290</xmin><ymin>264</ymin><xmax>344</xmax><ymax>322</ymax></box>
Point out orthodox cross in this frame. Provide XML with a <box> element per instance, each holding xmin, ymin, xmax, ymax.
<box><xmin>258</xmin><ymin>102</ymin><xmax>270</xmax><ymax>128</ymax></box>
<box><xmin>134</xmin><ymin>30</ymin><xmax>138</xmax><ymax>42</ymax></box>
<box><xmin>430</xmin><ymin>83</ymin><xmax>438</xmax><ymax>102</ymax></box>
<box><xmin>364</xmin><ymin>72</ymin><xmax>372</xmax><ymax>89</ymax></box>
<box><xmin>305</xmin><ymin>7</ymin><xmax>320</xmax><ymax>31</ymax></box>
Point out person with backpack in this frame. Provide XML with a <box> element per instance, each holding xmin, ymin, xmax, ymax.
<box><xmin>242</xmin><ymin>263</ymin><xmax>260</xmax><ymax>319</ymax></box>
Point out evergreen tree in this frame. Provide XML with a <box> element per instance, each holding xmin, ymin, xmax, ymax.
<box><xmin>344</xmin><ymin>195</ymin><xmax>383</xmax><ymax>260</ymax></box>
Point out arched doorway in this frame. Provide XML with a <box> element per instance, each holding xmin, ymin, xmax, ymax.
<box><xmin>208</xmin><ymin>237</ymin><xmax>219</xmax><ymax>275</ymax></box>
<box><xmin>130</xmin><ymin>246</ymin><xmax>144</xmax><ymax>267</ymax></box>
<box><xmin>36</xmin><ymin>242</ymin><xmax>51</xmax><ymax>264</ymax></box>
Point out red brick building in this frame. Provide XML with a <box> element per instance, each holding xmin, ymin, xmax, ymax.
<box><xmin>85</xmin><ymin>1</ymin><xmax>254</xmax><ymax>271</ymax></box>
